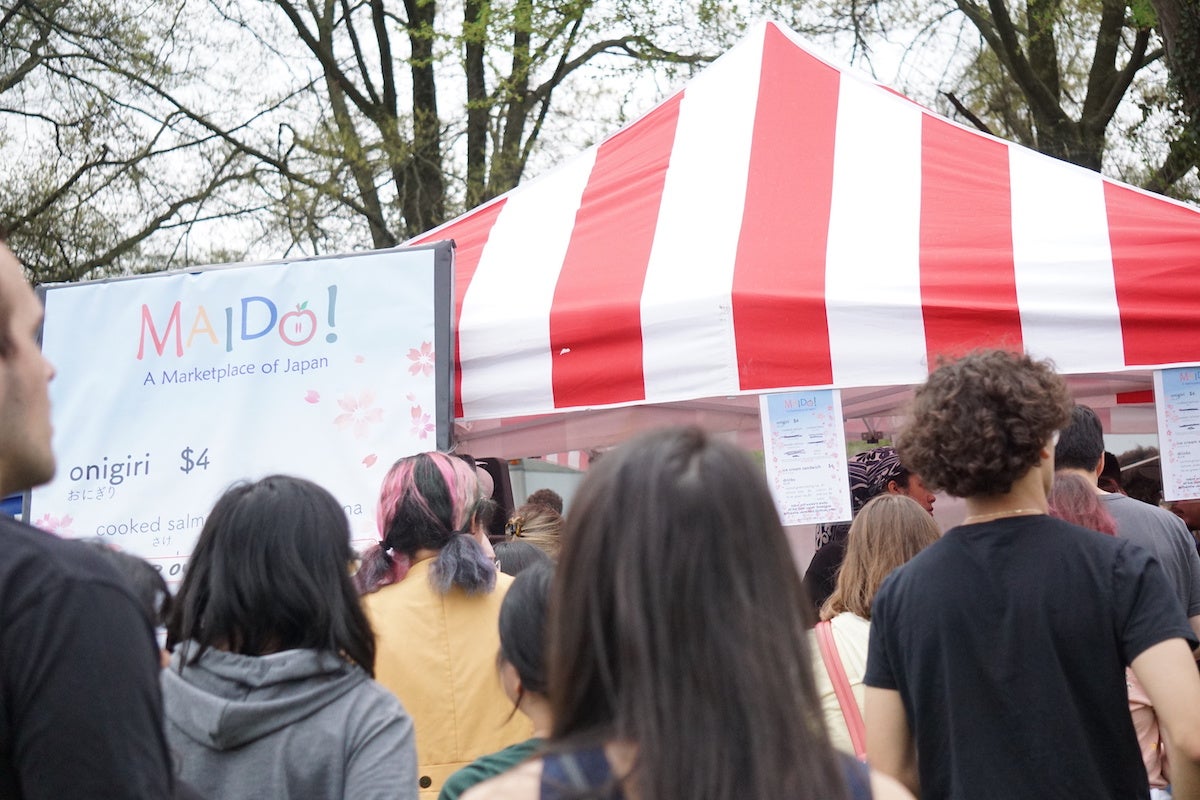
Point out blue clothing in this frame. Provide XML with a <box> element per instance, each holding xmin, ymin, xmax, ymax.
<box><xmin>537</xmin><ymin>747</ymin><xmax>871</xmax><ymax>799</ymax></box>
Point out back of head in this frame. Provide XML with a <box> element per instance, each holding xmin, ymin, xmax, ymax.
<box><xmin>504</xmin><ymin>502</ymin><xmax>563</xmax><ymax>559</ymax></box>
<box><xmin>858</xmin><ymin>446</ymin><xmax>911</xmax><ymax>499</ymax></box>
<box><xmin>498</xmin><ymin>560</ymin><xmax>554</xmax><ymax>695</ymax></box>
<box><xmin>167</xmin><ymin>475</ymin><xmax>375</xmax><ymax>675</ymax></box>
<box><xmin>82</xmin><ymin>541</ymin><xmax>172</xmax><ymax>627</ymax></box>
<box><xmin>1099</xmin><ymin>451</ymin><xmax>1123</xmax><ymax>494</ymax></box>
<box><xmin>896</xmin><ymin>350</ymin><xmax>1072</xmax><ymax>498</ymax></box>
<box><xmin>549</xmin><ymin>426</ymin><xmax>845</xmax><ymax>800</ymax></box>
<box><xmin>526</xmin><ymin>488</ymin><xmax>564</xmax><ymax>515</ymax></box>
<box><xmin>821</xmin><ymin>494</ymin><xmax>941</xmax><ymax>621</ymax></box>
<box><xmin>1055</xmin><ymin>405</ymin><xmax>1105</xmax><ymax>473</ymax></box>
<box><xmin>494</xmin><ymin>540</ymin><xmax>552</xmax><ymax>576</ymax></box>
<box><xmin>1048</xmin><ymin>472</ymin><xmax>1117</xmax><ymax>535</ymax></box>
<box><xmin>1118</xmin><ymin>447</ymin><xmax>1163</xmax><ymax>506</ymax></box>
<box><xmin>358</xmin><ymin>451</ymin><xmax>495</xmax><ymax>595</ymax></box>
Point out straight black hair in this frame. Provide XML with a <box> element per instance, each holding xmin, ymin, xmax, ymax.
<box><xmin>494</xmin><ymin>539</ymin><xmax>552</xmax><ymax>576</ymax></box>
<box><xmin>166</xmin><ymin>475</ymin><xmax>376</xmax><ymax>675</ymax></box>
<box><xmin>548</xmin><ymin>427</ymin><xmax>847</xmax><ymax>800</ymax></box>
<box><xmin>498</xmin><ymin>560</ymin><xmax>553</xmax><ymax>695</ymax></box>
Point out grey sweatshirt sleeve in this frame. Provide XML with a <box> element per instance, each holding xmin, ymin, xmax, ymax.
<box><xmin>344</xmin><ymin>686</ymin><xmax>418</xmax><ymax>800</ymax></box>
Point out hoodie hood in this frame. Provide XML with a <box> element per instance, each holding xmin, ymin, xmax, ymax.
<box><xmin>162</xmin><ymin>644</ymin><xmax>368</xmax><ymax>750</ymax></box>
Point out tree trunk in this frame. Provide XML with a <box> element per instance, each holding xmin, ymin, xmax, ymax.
<box><xmin>401</xmin><ymin>0</ymin><xmax>444</xmax><ymax>238</ymax></box>
<box><xmin>463</xmin><ymin>0</ymin><xmax>489</xmax><ymax>209</ymax></box>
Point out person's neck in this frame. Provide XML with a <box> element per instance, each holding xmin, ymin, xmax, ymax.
<box><xmin>411</xmin><ymin>547</ymin><xmax>439</xmax><ymax>563</ymax></box>
<box><xmin>962</xmin><ymin>469</ymin><xmax>1049</xmax><ymax>525</ymax></box>
<box><xmin>522</xmin><ymin>693</ymin><xmax>553</xmax><ymax>738</ymax></box>
<box><xmin>1057</xmin><ymin>466</ymin><xmax>1106</xmax><ymax>494</ymax></box>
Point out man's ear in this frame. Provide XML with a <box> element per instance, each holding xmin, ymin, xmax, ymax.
<box><xmin>1093</xmin><ymin>453</ymin><xmax>1105</xmax><ymax>478</ymax></box>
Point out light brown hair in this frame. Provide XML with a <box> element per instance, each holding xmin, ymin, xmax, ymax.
<box><xmin>505</xmin><ymin>502</ymin><xmax>562</xmax><ymax>559</ymax></box>
<box><xmin>821</xmin><ymin>494</ymin><xmax>940</xmax><ymax>621</ymax></box>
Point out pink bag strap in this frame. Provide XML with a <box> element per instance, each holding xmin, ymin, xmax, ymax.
<box><xmin>815</xmin><ymin>620</ymin><xmax>867</xmax><ymax>760</ymax></box>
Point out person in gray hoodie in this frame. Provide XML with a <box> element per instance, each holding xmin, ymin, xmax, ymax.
<box><xmin>162</xmin><ymin>475</ymin><xmax>417</xmax><ymax>800</ymax></box>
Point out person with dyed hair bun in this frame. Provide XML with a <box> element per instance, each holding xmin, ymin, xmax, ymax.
<box><xmin>358</xmin><ymin>452</ymin><xmax>533</xmax><ymax>797</ymax></box>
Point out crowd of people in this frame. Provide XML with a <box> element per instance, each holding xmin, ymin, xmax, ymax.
<box><xmin>3</xmin><ymin>235</ymin><xmax>1200</xmax><ymax>799</ymax></box>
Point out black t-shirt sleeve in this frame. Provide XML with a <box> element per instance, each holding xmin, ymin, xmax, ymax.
<box><xmin>862</xmin><ymin>572</ymin><xmax>899</xmax><ymax>690</ymax></box>
<box><xmin>5</xmin><ymin>576</ymin><xmax>173</xmax><ymax>799</ymax></box>
<box><xmin>1113</xmin><ymin>540</ymin><xmax>1199</xmax><ymax>665</ymax></box>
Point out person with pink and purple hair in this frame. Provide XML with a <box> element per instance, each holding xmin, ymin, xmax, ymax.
<box><xmin>358</xmin><ymin>452</ymin><xmax>532</xmax><ymax>798</ymax></box>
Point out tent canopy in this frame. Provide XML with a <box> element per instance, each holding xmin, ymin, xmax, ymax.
<box><xmin>409</xmin><ymin>22</ymin><xmax>1200</xmax><ymax>458</ymax></box>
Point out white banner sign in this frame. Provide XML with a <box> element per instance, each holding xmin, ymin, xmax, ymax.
<box><xmin>28</xmin><ymin>245</ymin><xmax>453</xmax><ymax>581</ymax></box>
<box><xmin>1154</xmin><ymin>366</ymin><xmax>1200</xmax><ymax>501</ymax></box>
<box><xmin>759</xmin><ymin>389</ymin><xmax>852</xmax><ymax>526</ymax></box>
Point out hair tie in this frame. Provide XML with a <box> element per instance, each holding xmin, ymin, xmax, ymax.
<box><xmin>505</xmin><ymin>518</ymin><xmax>524</xmax><ymax>538</ymax></box>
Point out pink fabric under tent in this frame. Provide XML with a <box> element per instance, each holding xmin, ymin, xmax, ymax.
<box><xmin>408</xmin><ymin>21</ymin><xmax>1200</xmax><ymax>459</ymax></box>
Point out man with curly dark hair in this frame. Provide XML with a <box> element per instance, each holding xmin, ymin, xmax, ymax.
<box><xmin>863</xmin><ymin>349</ymin><xmax>1200</xmax><ymax>800</ymax></box>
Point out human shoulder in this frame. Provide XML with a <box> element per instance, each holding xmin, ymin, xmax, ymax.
<box><xmin>345</xmin><ymin>667</ymin><xmax>412</xmax><ymax>719</ymax></box>
<box><xmin>869</xmin><ymin>768</ymin><xmax>916</xmax><ymax>799</ymax></box>
<box><xmin>0</xmin><ymin>517</ymin><xmax>142</xmax><ymax>612</ymax></box>
<box><xmin>1103</xmin><ymin>492</ymin><xmax>1188</xmax><ymax>530</ymax></box>
<box><xmin>441</xmin><ymin>741</ymin><xmax>539</xmax><ymax>800</ymax></box>
<box><xmin>460</xmin><ymin>757</ymin><xmax>543</xmax><ymax>800</ymax></box>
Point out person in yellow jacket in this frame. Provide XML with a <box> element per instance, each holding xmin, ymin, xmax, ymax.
<box><xmin>356</xmin><ymin>452</ymin><xmax>532</xmax><ymax>798</ymax></box>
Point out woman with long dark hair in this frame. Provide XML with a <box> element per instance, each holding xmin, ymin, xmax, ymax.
<box><xmin>463</xmin><ymin>427</ymin><xmax>910</xmax><ymax>800</ymax></box>
<box><xmin>162</xmin><ymin>475</ymin><xmax>416</xmax><ymax>800</ymax></box>
<box><xmin>441</xmin><ymin>561</ymin><xmax>554</xmax><ymax>800</ymax></box>
<box><xmin>358</xmin><ymin>452</ymin><xmax>532</xmax><ymax>797</ymax></box>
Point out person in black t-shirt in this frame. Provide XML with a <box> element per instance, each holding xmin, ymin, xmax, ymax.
<box><xmin>864</xmin><ymin>350</ymin><xmax>1200</xmax><ymax>800</ymax></box>
<box><xmin>0</xmin><ymin>241</ymin><xmax>174</xmax><ymax>799</ymax></box>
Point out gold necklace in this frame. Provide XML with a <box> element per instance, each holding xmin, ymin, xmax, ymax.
<box><xmin>961</xmin><ymin>508</ymin><xmax>1046</xmax><ymax>525</ymax></box>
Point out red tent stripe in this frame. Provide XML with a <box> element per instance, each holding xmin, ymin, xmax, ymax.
<box><xmin>732</xmin><ymin>25</ymin><xmax>839</xmax><ymax>389</ymax></box>
<box><xmin>410</xmin><ymin>199</ymin><xmax>508</xmax><ymax>417</ymax></box>
<box><xmin>1116</xmin><ymin>390</ymin><xmax>1154</xmax><ymax>405</ymax></box>
<box><xmin>548</xmin><ymin>94</ymin><xmax>683</xmax><ymax>409</ymax></box>
<box><xmin>1106</xmin><ymin>182</ymin><xmax>1200</xmax><ymax>367</ymax></box>
<box><xmin>919</xmin><ymin>117</ymin><xmax>1022</xmax><ymax>364</ymax></box>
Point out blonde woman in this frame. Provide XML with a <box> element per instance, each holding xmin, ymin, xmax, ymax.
<box><xmin>504</xmin><ymin>502</ymin><xmax>563</xmax><ymax>560</ymax></box>
<box><xmin>812</xmin><ymin>494</ymin><xmax>940</xmax><ymax>757</ymax></box>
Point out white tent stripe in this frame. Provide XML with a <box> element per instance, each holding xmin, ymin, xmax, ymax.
<box><xmin>825</xmin><ymin>77</ymin><xmax>928</xmax><ymax>387</ymax></box>
<box><xmin>1009</xmin><ymin>145</ymin><xmax>1125</xmax><ymax>372</ymax></box>
<box><xmin>437</xmin><ymin>22</ymin><xmax>1200</xmax><ymax>425</ymax></box>
<box><xmin>457</xmin><ymin>150</ymin><xmax>597</xmax><ymax>418</ymax></box>
<box><xmin>640</xmin><ymin>33</ymin><xmax>763</xmax><ymax>403</ymax></box>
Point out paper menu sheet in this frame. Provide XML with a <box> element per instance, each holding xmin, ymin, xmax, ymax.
<box><xmin>759</xmin><ymin>389</ymin><xmax>852</xmax><ymax>526</ymax></box>
<box><xmin>1155</xmin><ymin>367</ymin><xmax>1200</xmax><ymax>501</ymax></box>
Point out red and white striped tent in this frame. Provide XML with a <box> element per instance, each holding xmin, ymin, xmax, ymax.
<box><xmin>410</xmin><ymin>21</ymin><xmax>1200</xmax><ymax>458</ymax></box>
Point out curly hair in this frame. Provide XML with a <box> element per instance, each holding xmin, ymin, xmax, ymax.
<box><xmin>896</xmin><ymin>350</ymin><xmax>1072</xmax><ymax>498</ymax></box>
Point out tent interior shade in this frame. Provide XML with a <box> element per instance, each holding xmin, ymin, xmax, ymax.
<box><xmin>452</xmin><ymin>371</ymin><xmax>1159</xmax><ymax>460</ymax></box>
